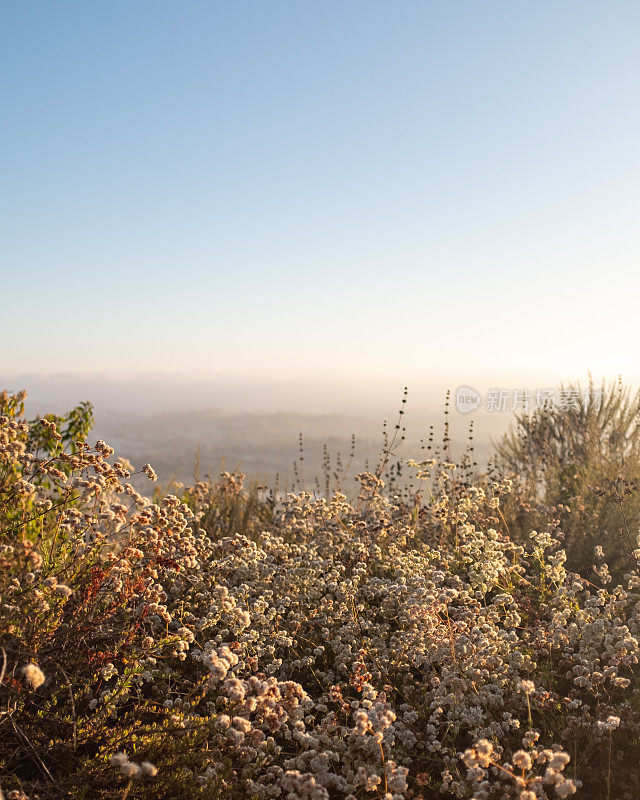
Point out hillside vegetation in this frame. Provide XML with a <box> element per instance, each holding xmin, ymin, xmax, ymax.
<box><xmin>1</xmin><ymin>382</ymin><xmax>640</xmax><ymax>800</ymax></box>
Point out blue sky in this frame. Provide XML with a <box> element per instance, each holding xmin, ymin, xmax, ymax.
<box><xmin>2</xmin><ymin>1</ymin><xmax>640</xmax><ymax>384</ymax></box>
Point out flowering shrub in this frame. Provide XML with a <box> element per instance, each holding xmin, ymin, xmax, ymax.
<box><xmin>1</xmin><ymin>390</ymin><xmax>639</xmax><ymax>799</ymax></box>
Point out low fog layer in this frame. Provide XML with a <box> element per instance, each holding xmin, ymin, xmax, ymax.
<box><xmin>3</xmin><ymin>373</ymin><xmax>513</xmax><ymax>489</ymax></box>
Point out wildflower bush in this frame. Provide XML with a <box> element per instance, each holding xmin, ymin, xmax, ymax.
<box><xmin>1</xmin><ymin>389</ymin><xmax>640</xmax><ymax>800</ymax></box>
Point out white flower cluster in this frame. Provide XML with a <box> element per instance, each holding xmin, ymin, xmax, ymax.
<box><xmin>110</xmin><ymin>752</ymin><xmax>158</xmax><ymax>779</ymax></box>
<box><xmin>20</xmin><ymin>663</ymin><xmax>45</xmax><ymax>690</ymax></box>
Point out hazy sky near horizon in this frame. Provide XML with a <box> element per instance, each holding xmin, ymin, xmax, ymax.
<box><xmin>2</xmin><ymin>1</ymin><xmax>640</xmax><ymax>384</ymax></box>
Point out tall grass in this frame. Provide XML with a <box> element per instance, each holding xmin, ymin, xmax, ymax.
<box><xmin>495</xmin><ymin>377</ymin><xmax>640</xmax><ymax>573</ymax></box>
